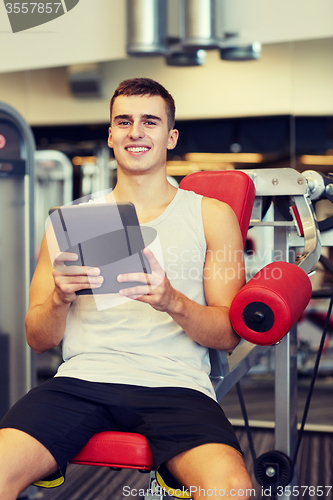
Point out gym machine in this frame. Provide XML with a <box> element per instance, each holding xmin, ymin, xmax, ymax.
<box><xmin>34</xmin><ymin>149</ymin><xmax>73</xmax><ymax>256</ymax></box>
<box><xmin>0</xmin><ymin>102</ymin><xmax>35</xmax><ymax>420</ymax></box>
<box><xmin>34</xmin><ymin>150</ymin><xmax>74</xmax><ymax>381</ymax></box>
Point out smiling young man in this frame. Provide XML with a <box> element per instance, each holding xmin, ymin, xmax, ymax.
<box><xmin>0</xmin><ymin>78</ymin><xmax>253</xmax><ymax>500</ymax></box>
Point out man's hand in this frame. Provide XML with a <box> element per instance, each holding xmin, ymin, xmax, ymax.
<box><xmin>52</xmin><ymin>251</ymin><xmax>104</xmax><ymax>304</ymax></box>
<box><xmin>117</xmin><ymin>248</ymin><xmax>178</xmax><ymax>312</ymax></box>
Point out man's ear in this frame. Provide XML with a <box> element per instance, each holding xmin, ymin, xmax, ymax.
<box><xmin>107</xmin><ymin>127</ymin><xmax>113</xmax><ymax>148</ymax></box>
<box><xmin>167</xmin><ymin>129</ymin><xmax>179</xmax><ymax>150</ymax></box>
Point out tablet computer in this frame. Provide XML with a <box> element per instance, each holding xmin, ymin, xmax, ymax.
<box><xmin>48</xmin><ymin>202</ymin><xmax>151</xmax><ymax>294</ymax></box>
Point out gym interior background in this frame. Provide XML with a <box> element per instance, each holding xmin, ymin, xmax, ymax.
<box><xmin>0</xmin><ymin>1</ymin><xmax>333</xmax><ymax>499</ymax></box>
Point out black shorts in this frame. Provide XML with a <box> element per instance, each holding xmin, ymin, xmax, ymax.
<box><xmin>0</xmin><ymin>377</ymin><xmax>241</xmax><ymax>495</ymax></box>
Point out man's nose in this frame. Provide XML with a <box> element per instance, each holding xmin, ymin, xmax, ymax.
<box><xmin>129</xmin><ymin>122</ymin><xmax>144</xmax><ymax>140</ymax></box>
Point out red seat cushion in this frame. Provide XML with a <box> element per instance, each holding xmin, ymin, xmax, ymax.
<box><xmin>179</xmin><ymin>170</ymin><xmax>255</xmax><ymax>246</ymax></box>
<box><xmin>70</xmin><ymin>431</ymin><xmax>155</xmax><ymax>470</ymax></box>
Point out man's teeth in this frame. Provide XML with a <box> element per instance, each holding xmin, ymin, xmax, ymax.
<box><xmin>127</xmin><ymin>147</ymin><xmax>149</xmax><ymax>152</ymax></box>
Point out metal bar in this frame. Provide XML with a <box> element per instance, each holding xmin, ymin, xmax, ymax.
<box><xmin>250</xmin><ymin>221</ymin><xmax>295</xmax><ymax>227</ymax></box>
<box><xmin>274</xmin><ymin>216</ymin><xmax>298</xmax><ymax>498</ymax></box>
<box><xmin>291</xmin><ymin>195</ymin><xmax>321</xmax><ymax>274</ymax></box>
<box><xmin>241</xmin><ymin>168</ymin><xmax>307</xmax><ymax>196</ymax></box>
<box><xmin>209</xmin><ymin>348</ymin><xmax>230</xmax><ymax>380</ymax></box>
<box><xmin>274</xmin><ymin>327</ymin><xmax>298</xmax><ymax>497</ymax></box>
<box><xmin>145</xmin><ymin>471</ymin><xmax>164</xmax><ymax>500</ymax></box>
<box><xmin>215</xmin><ymin>343</ymin><xmax>271</xmax><ymax>401</ymax></box>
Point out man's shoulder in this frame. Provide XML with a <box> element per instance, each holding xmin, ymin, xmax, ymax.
<box><xmin>202</xmin><ymin>196</ymin><xmax>235</xmax><ymax>217</ymax></box>
<box><xmin>201</xmin><ymin>196</ymin><xmax>239</xmax><ymax>239</ymax></box>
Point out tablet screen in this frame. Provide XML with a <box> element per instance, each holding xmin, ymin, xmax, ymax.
<box><xmin>49</xmin><ymin>202</ymin><xmax>152</xmax><ymax>294</ymax></box>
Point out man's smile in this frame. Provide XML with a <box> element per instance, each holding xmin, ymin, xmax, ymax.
<box><xmin>125</xmin><ymin>146</ymin><xmax>151</xmax><ymax>154</ymax></box>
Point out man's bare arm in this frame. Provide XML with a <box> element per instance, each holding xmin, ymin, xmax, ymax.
<box><xmin>25</xmin><ymin>229</ymin><xmax>103</xmax><ymax>354</ymax></box>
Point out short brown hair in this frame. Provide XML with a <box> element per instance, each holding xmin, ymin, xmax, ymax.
<box><xmin>110</xmin><ymin>78</ymin><xmax>176</xmax><ymax>130</ymax></box>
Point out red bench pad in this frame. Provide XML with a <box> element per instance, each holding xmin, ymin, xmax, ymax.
<box><xmin>70</xmin><ymin>431</ymin><xmax>155</xmax><ymax>470</ymax></box>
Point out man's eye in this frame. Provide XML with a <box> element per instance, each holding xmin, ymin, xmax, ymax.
<box><xmin>119</xmin><ymin>121</ymin><xmax>130</xmax><ymax>126</ymax></box>
<box><xmin>145</xmin><ymin>121</ymin><xmax>156</xmax><ymax>126</ymax></box>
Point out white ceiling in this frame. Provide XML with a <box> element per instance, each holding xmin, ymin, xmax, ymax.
<box><xmin>0</xmin><ymin>0</ymin><xmax>332</xmax><ymax>74</ymax></box>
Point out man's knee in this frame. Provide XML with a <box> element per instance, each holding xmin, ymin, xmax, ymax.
<box><xmin>0</xmin><ymin>427</ymin><xmax>58</xmax><ymax>495</ymax></box>
<box><xmin>191</xmin><ymin>470</ymin><xmax>253</xmax><ymax>499</ymax></box>
<box><xmin>222</xmin><ymin>461</ymin><xmax>253</xmax><ymax>499</ymax></box>
<box><xmin>224</xmin><ymin>471</ymin><xmax>254</xmax><ymax>499</ymax></box>
<box><xmin>166</xmin><ymin>445</ymin><xmax>253</xmax><ymax>499</ymax></box>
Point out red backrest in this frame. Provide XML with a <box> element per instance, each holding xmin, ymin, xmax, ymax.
<box><xmin>179</xmin><ymin>170</ymin><xmax>256</xmax><ymax>245</ymax></box>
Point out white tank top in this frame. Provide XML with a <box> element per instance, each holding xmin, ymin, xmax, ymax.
<box><xmin>55</xmin><ymin>189</ymin><xmax>216</xmax><ymax>399</ymax></box>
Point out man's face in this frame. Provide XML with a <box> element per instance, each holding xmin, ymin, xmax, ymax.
<box><xmin>108</xmin><ymin>94</ymin><xmax>178</xmax><ymax>175</ymax></box>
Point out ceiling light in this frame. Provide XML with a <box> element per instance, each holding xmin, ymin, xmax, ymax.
<box><xmin>126</xmin><ymin>0</ymin><xmax>167</xmax><ymax>56</ymax></box>
<box><xmin>182</xmin><ymin>0</ymin><xmax>219</xmax><ymax>51</ymax></box>
<box><xmin>220</xmin><ymin>42</ymin><xmax>261</xmax><ymax>61</ymax></box>
<box><xmin>166</xmin><ymin>47</ymin><xmax>206</xmax><ymax>66</ymax></box>
<box><xmin>301</xmin><ymin>155</ymin><xmax>333</xmax><ymax>165</ymax></box>
<box><xmin>184</xmin><ymin>153</ymin><xmax>263</xmax><ymax>163</ymax></box>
